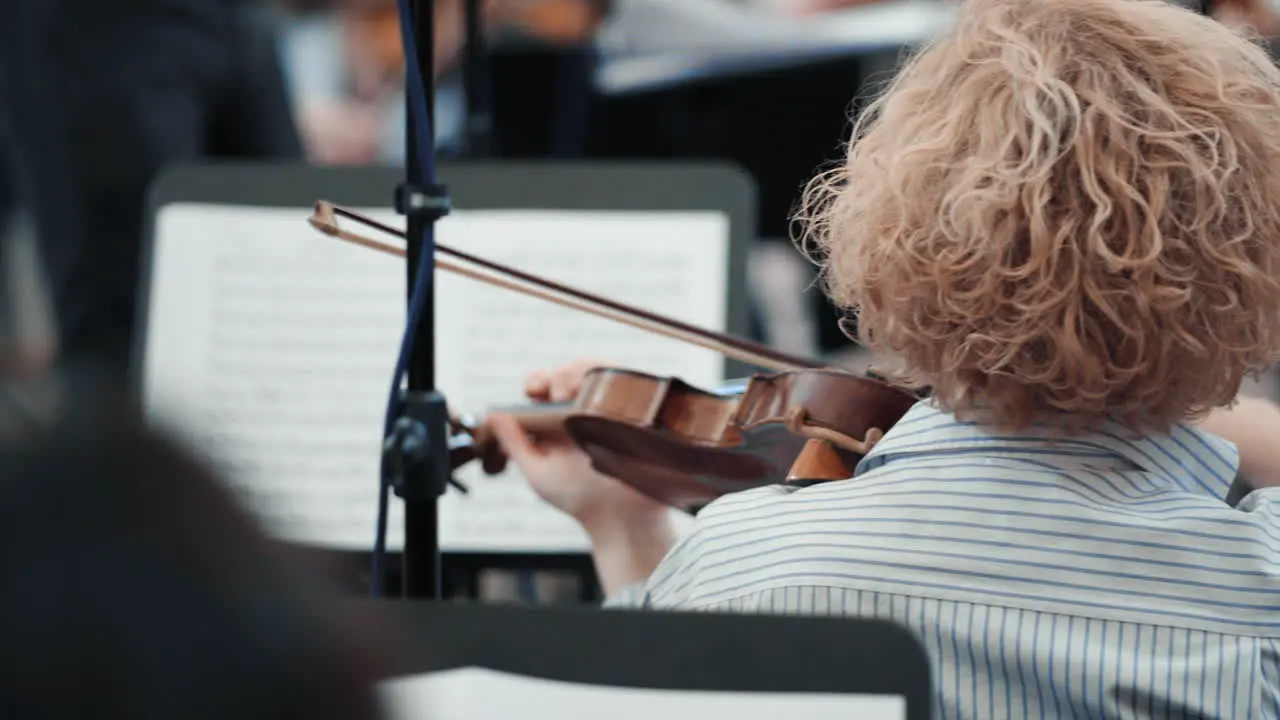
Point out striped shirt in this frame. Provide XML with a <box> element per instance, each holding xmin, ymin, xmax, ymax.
<box><xmin>610</xmin><ymin>401</ymin><xmax>1280</xmax><ymax>718</ymax></box>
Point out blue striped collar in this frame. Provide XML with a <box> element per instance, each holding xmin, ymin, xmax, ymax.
<box><xmin>856</xmin><ymin>400</ymin><xmax>1240</xmax><ymax>499</ymax></box>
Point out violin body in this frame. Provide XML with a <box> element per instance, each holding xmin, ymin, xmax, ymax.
<box><xmin>459</xmin><ymin>367</ymin><xmax>919</xmax><ymax>513</ymax></box>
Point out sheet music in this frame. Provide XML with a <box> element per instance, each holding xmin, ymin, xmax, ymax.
<box><xmin>379</xmin><ymin>667</ymin><xmax>908</xmax><ymax>720</ymax></box>
<box><xmin>143</xmin><ymin>203</ymin><xmax>728</xmax><ymax>552</ymax></box>
<box><xmin>596</xmin><ymin>0</ymin><xmax>956</xmax><ymax>94</ymax></box>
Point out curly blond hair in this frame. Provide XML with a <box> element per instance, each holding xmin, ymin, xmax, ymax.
<box><xmin>797</xmin><ymin>0</ymin><xmax>1280</xmax><ymax>431</ymax></box>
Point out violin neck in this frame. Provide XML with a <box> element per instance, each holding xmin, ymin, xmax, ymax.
<box><xmin>491</xmin><ymin>404</ymin><xmax>573</xmax><ymax>437</ymax></box>
<box><xmin>491</xmin><ymin>378</ymin><xmax>748</xmax><ymax>422</ymax></box>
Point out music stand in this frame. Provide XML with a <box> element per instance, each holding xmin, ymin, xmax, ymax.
<box><xmin>369</xmin><ymin>601</ymin><xmax>932</xmax><ymax>719</ymax></box>
<box><xmin>136</xmin><ymin>160</ymin><xmax>755</xmax><ymax>596</ymax></box>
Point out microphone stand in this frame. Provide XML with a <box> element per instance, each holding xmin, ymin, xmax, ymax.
<box><xmin>382</xmin><ymin>0</ymin><xmax>495</xmax><ymax>600</ymax></box>
<box><xmin>388</xmin><ymin>0</ymin><xmax>450</xmax><ymax>600</ymax></box>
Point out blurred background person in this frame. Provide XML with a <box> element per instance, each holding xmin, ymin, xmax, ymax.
<box><xmin>278</xmin><ymin>0</ymin><xmax>612</xmax><ymax>164</ymax></box>
<box><xmin>280</xmin><ymin>0</ymin><xmax>433</xmax><ymax>165</ymax></box>
<box><xmin>0</xmin><ymin>0</ymin><xmax>304</xmax><ymax>389</ymax></box>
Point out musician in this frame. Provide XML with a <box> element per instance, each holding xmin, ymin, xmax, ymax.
<box><xmin>0</xmin><ymin>0</ymin><xmax>302</xmax><ymax>386</ymax></box>
<box><xmin>490</xmin><ymin>0</ymin><xmax>1280</xmax><ymax>715</ymax></box>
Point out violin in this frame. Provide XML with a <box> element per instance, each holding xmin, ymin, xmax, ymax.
<box><xmin>308</xmin><ymin>202</ymin><xmax>921</xmax><ymax>512</ymax></box>
<box><xmin>452</xmin><ymin>367</ymin><xmax>916</xmax><ymax>511</ymax></box>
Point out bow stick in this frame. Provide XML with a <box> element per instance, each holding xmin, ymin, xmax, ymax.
<box><xmin>308</xmin><ymin>201</ymin><xmax>827</xmax><ymax>374</ymax></box>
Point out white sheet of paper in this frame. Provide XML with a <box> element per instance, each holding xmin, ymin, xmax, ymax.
<box><xmin>379</xmin><ymin>667</ymin><xmax>907</xmax><ymax>720</ymax></box>
<box><xmin>595</xmin><ymin>0</ymin><xmax>956</xmax><ymax>94</ymax></box>
<box><xmin>142</xmin><ymin>203</ymin><xmax>728</xmax><ymax>552</ymax></box>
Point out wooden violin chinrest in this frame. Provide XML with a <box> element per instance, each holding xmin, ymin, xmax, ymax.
<box><xmin>786</xmin><ymin>439</ymin><xmax>854</xmax><ymax>484</ymax></box>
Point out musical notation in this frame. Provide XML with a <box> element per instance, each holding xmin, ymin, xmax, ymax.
<box><xmin>143</xmin><ymin>204</ymin><xmax>725</xmax><ymax>552</ymax></box>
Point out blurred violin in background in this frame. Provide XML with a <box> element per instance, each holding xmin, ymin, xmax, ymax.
<box><xmin>338</xmin><ymin>0</ymin><xmax>608</xmax><ymax>93</ymax></box>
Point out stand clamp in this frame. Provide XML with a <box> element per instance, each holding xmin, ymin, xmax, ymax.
<box><xmin>396</xmin><ymin>182</ymin><xmax>453</xmax><ymax>221</ymax></box>
<box><xmin>387</xmin><ymin>180</ymin><xmax>454</xmax><ymax>505</ymax></box>
<box><xmin>383</xmin><ymin>391</ymin><xmax>454</xmax><ymax>503</ymax></box>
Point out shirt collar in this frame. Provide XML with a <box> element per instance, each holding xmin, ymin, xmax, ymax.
<box><xmin>856</xmin><ymin>400</ymin><xmax>1240</xmax><ymax>499</ymax></box>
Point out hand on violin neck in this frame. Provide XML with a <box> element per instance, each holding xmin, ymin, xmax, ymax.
<box><xmin>523</xmin><ymin>357</ymin><xmax>611</xmax><ymax>404</ymax></box>
<box><xmin>486</xmin><ymin>412</ymin><xmax>667</xmax><ymax>526</ymax></box>
<box><xmin>487</xmin><ymin>400</ymin><xmax>674</xmax><ymax>594</ymax></box>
